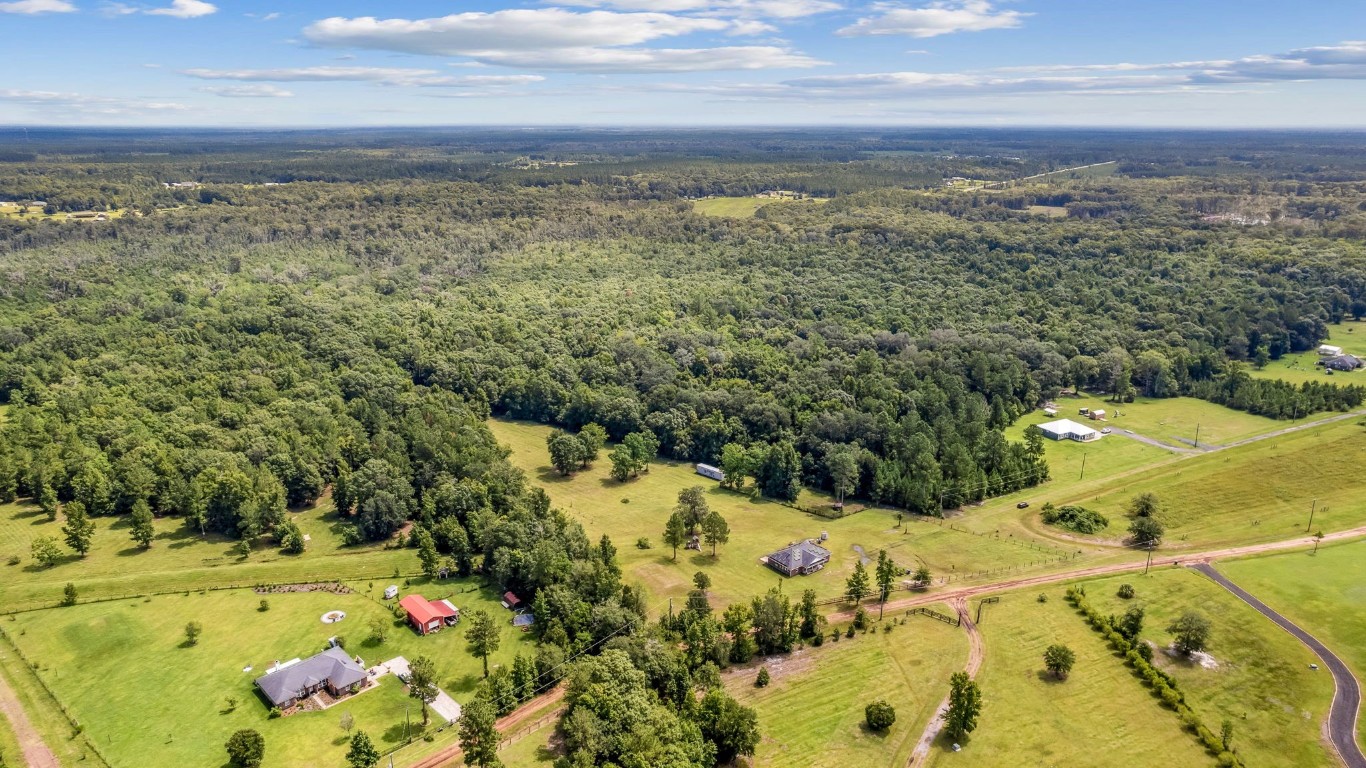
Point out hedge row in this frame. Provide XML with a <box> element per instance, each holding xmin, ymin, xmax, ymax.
<box><xmin>1064</xmin><ymin>587</ymin><xmax>1244</xmax><ymax>768</ymax></box>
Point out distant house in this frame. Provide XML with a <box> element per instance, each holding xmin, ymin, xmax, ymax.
<box><xmin>501</xmin><ymin>591</ymin><xmax>522</xmax><ymax>610</ymax></box>
<box><xmin>764</xmin><ymin>540</ymin><xmax>831</xmax><ymax>577</ymax></box>
<box><xmin>1324</xmin><ymin>354</ymin><xmax>1362</xmax><ymax>372</ymax></box>
<box><xmin>695</xmin><ymin>463</ymin><xmax>724</xmax><ymax>482</ymax></box>
<box><xmin>1037</xmin><ymin>418</ymin><xmax>1101</xmax><ymax>442</ymax></box>
<box><xmin>255</xmin><ymin>646</ymin><xmax>368</xmax><ymax>709</ymax></box>
<box><xmin>1318</xmin><ymin>344</ymin><xmax>1344</xmax><ymax>356</ymax></box>
<box><xmin>399</xmin><ymin>595</ymin><xmax>460</xmax><ymax>635</ymax></box>
<box><xmin>1088</xmin><ymin>409</ymin><xmax>1106</xmax><ymax>421</ymax></box>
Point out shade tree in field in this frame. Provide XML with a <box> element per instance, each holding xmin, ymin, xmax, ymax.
<box><xmin>701</xmin><ymin>509</ymin><xmax>730</xmax><ymax>556</ymax></box>
<box><xmin>1129</xmin><ymin>493</ymin><xmax>1162</xmax><ymax>518</ymax></box>
<box><xmin>345</xmin><ymin>730</ymin><xmax>380</xmax><ymax>768</ymax></box>
<box><xmin>1167</xmin><ymin>611</ymin><xmax>1212</xmax><ymax>655</ymax></box>
<box><xmin>224</xmin><ymin>729</ymin><xmax>264</xmax><ymax>767</ymax></box>
<box><xmin>846</xmin><ymin>560</ymin><xmax>871</xmax><ymax>604</ymax></box>
<box><xmin>1129</xmin><ymin>516</ymin><xmax>1165</xmax><ymax>546</ymax></box>
<box><xmin>128</xmin><ymin>499</ymin><xmax>155</xmax><ymax>549</ymax></box>
<box><xmin>1043</xmin><ymin>644</ymin><xmax>1076</xmax><ymax>679</ymax></box>
<box><xmin>31</xmin><ymin>535</ymin><xmax>61</xmax><ymax>568</ymax></box>
<box><xmin>61</xmin><ymin>501</ymin><xmax>95</xmax><ymax>557</ymax></box>
<box><xmin>945</xmin><ymin>671</ymin><xmax>982</xmax><ymax>741</ymax></box>
<box><xmin>674</xmin><ymin>486</ymin><xmax>710</xmax><ymax>533</ymax></box>
<box><xmin>465</xmin><ymin>610</ymin><xmax>501</xmax><ymax>678</ymax></box>
<box><xmin>184</xmin><ymin>621</ymin><xmax>202</xmax><ymax>646</ymax></box>
<box><xmin>663</xmin><ymin>511</ymin><xmax>688</xmax><ymax>561</ymax></box>
<box><xmin>875</xmin><ymin>549</ymin><xmax>897</xmax><ymax>617</ymax></box>
<box><xmin>865</xmin><ymin>700</ymin><xmax>896</xmax><ymax>731</ymax></box>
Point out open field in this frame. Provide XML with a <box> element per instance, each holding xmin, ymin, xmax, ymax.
<box><xmin>489</xmin><ymin>420</ymin><xmax>1069</xmax><ymax>608</ymax></box>
<box><xmin>1026</xmin><ymin>204</ymin><xmax>1069</xmax><ymax>217</ymax></box>
<box><xmin>1036</xmin><ymin>393</ymin><xmax>1306</xmax><ymax>448</ymax></box>
<box><xmin>0</xmin><ymin>682</ymin><xmax>28</xmax><ymax>768</ymax></box>
<box><xmin>1219</xmin><ymin>539</ymin><xmax>1366</xmax><ymax>743</ymax></box>
<box><xmin>1251</xmin><ymin>321</ymin><xmax>1366</xmax><ymax>386</ymax></box>
<box><xmin>0</xmin><ymin>203</ymin><xmax>127</xmax><ymax>222</ymax></box>
<box><xmin>1073</xmin><ymin>416</ymin><xmax>1366</xmax><ymax>548</ymax></box>
<box><xmin>692</xmin><ymin>195</ymin><xmax>828</xmax><ymax>218</ymax></box>
<box><xmin>726</xmin><ymin>610</ymin><xmax>967</xmax><ymax>767</ymax></box>
<box><xmin>2</xmin><ymin>584</ymin><xmax>534</xmax><ymax>768</ymax></box>
<box><xmin>0</xmin><ymin>495</ymin><xmax>416</xmax><ymax>611</ymax></box>
<box><xmin>0</xmin><ymin>636</ymin><xmax>100</xmax><ymax>768</ymax></box>
<box><xmin>928</xmin><ymin>583</ymin><xmax>1211</xmax><ymax>767</ymax></box>
<box><xmin>1078</xmin><ymin>569</ymin><xmax>1336</xmax><ymax>767</ymax></box>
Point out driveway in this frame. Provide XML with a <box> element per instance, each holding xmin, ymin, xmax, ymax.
<box><xmin>1193</xmin><ymin>564</ymin><xmax>1364</xmax><ymax>768</ymax></box>
<box><xmin>430</xmin><ymin>690</ymin><xmax>462</xmax><ymax>724</ymax></box>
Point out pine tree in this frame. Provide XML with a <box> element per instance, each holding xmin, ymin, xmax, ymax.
<box><xmin>945</xmin><ymin>671</ymin><xmax>982</xmax><ymax>740</ymax></box>
<box><xmin>846</xmin><ymin>560</ymin><xmax>870</xmax><ymax>604</ymax></box>
<box><xmin>61</xmin><ymin>501</ymin><xmax>95</xmax><ymax>557</ymax></box>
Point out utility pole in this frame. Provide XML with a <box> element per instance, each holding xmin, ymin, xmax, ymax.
<box><xmin>1143</xmin><ymin>544</ymin><xmax>1154</xmax><ymax>575</ymax></box>
<box><xmin>1078</xmin><ymin>452</ymin><xmax>1087</xmax><ymax>481</ymax></box>
<box><xmin>1193</xmin><ymin>423</ymin><xmax>1200</xmax><ymax>449</ymax></box>
<box><xmin>1306</xmin><ymin>499</ymin><xmax>1317</xmax><ymax>533</ymax></box>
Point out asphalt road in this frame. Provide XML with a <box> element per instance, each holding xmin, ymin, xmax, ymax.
<box><xmin>1193</xmin><ymin>563</ymin><xmax>1365</xmax><ymax>768</ymax></box>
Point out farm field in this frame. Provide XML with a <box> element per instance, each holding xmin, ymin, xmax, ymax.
<box><xmin>692</xmin><ymin>195</ymin><xmax>827</xmax><ymax>218</ymax></box>
<box><xmin>725</xmin><ymin>609</ymin><xmax>967</xmax><ymax>768</ymax></box>
<box><xmin>1251</xmin><ymin>321</ymin><xmax>1366</xmax><ymax>386</ymax></box>
<box><xmin>0</xmin><ymin>495</ymin><xmax>415</xmax><ymax>612</ymax></box>
<box><xmin>0</xmin><ymin>689</ymin><xmax>24</xmax><ymax>768</ymax></box>
<box><xmin>2</xmin><ymin>584</ymin><xmax>534</xmax><ymax>768</ymax></box>
<box><xmin>488</xmin><ymin>420</ymin><xmax>1069</xmax><ymax>608</ymax></box>
<box><xmin>0</xmin><ymin>636</ymin><xmax>103</xmax><ymax>767</ymax></box>
<box><xmin>928</xmin><ymin>584</ymin><xmax>1209</xmax><ymax>767</ymax></box>
<box><xmin>1078</xmin><ymin>569</ymin><xmax>1336</xmax><ymax>767</ymax></box>
<box><xmin>1218</xmin><ymin>539</ymin><xmax>1366</xmax><ymax>743</ymax></box>
<box><xmin>1072</xmin><ymin>416</ymin><xmax>1366</xmax><ymax>548</ymax></box>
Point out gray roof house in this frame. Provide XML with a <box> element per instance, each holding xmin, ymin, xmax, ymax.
<box><xmin>255</xmin><ymin>646</ymin><xmax>368</xmax><ymax>709</ymax></box>
<box><xmin>1324</xmin><ymin>354</ymin><xmax>1362</xmax><ymax>372</ymax></box>
<box><xmin>765</xmin><ymin>540</ymin><xmax>832</xmax><ymax>577</ymax></box>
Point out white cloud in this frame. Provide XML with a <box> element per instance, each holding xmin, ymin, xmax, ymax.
<box><xmin>146</xmin><ymin>0</ymin><xmax>214</xmax><ymax>18</ymax></box>
<box><xmin>0</xmin><ymin>0</ymin><xmax>75</xmax><ymax>13</ymax></box>
<box><xmin>181</xmin><ymin>67</ymin><xmax>547</xmax><ymax>88</ymax></box>
<box><xmin>0</xmin><ymin>88</ymin><xmax>187</xmax><ymax>116</ymax></box>
<box><xmin>553</xmin><ymin>0</ymin><xmax>841</xmax><ymax>19</ymax></box>
<box><xmin>199</xmin><ymin>84</ymin><xmax>294</xmax><ymax>98</ymax></box>
<box><xmin>837</xmin><ymin>1</ymin><xmax>1027</xmax><ymax>38</ymax></box>
<box><xmin>302</xmin><ymin>9</ymin><xmax>824</xmax><ymax>72</ymax></box>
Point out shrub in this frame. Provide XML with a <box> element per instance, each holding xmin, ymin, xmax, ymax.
<box><xmin>1117</xmin><ymin>584</ymin><xmax>1135</xmax><ymax>599</ymax></box>
<box><xmin>268</xmin><ymin>707</ymin><xmax>282</xmax><ymax>719</ymax></box>
<box><xmin>635</xmin><ymin>537</ymin><xmax>651</xmax><ymax>549</ymax></box>
<box><xmin>852</xmin><ymin>606</ymin><xmax>868</xmax><ymax>630</ymax></box>
<box><xmin>258</xmin><ymin>599</ymin><xmax>270</xmax><ymax>612</ymax></box>
<box><xmin>811</xmin><ymin>632</ymin><xmax>824</xmax><ymax>647</ymax></box>
<box><xmin>864</xmin><ymin>700</ymin><xmax>896</xmax><ymax>731</ymax></box>
<box><xmin>1040</xmin><ymin>504</ymin><xmax>1109</xmax><ymax>534</ymax></box>
<box><xmin>1037</xmin><ymin>593</ymin><xmax>1048</xmax><ymax>603</ymax></box>
<box><xmin>755</xmin><ymin>667</ymin><xmax>770</xmax><ymax>687</ymax></box>
<box><xmin>845</xmin><ymin>625</ymin><xmax>855</xmax><ymax>638</ymax></box>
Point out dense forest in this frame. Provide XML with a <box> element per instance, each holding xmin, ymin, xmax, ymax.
<box><xmin>3</xmin><ymin>129</ymin><xmax>1366</xmax><ymax>766</ymax></box>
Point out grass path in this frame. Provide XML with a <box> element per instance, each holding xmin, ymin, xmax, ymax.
<box><xmin>907</xmin><ymin>598</ymin><xmax>981</xmax><ymax>766</ymax></box>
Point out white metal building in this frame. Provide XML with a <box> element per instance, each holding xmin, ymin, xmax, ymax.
<box><xmin>1037</xmin><ymin>418</ymin><xmax>1102</xmax><ymax>442</ymax></box>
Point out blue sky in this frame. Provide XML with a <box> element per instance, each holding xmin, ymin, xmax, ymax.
<box><xmin>2</xmin><ymin>0</ymin><xmax>1366</xmax><ymax>126</ymax></box>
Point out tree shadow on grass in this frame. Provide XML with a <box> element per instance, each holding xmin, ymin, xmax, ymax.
<box><xmin>448</xmin><ymin>672</ymin><xmax>482</xmax><ymax>696</ymax></box>
<box><xmin>535</xmin><ymin>467</ymin><xmax>576</xmax><ymax>485</ymax></box>
<box><xmin>116</xmin><ymin>545</ymin><xmax>152</xmax><ymax>558</ymax></box>
<box><xmin>1035</xmin><ymin>670</ymin><xmax>1068</xmax><ymax>684</ymax></box>
<box><xmin>856</xmin><ymin>723</ymin><xmax>893</xmax><ymax>739</ymax></box>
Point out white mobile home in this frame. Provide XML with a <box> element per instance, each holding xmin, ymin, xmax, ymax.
<box><xmin>1319</xmin><ymin>344</ymin><xmax>1343</xmax><ymax>356</ymax></box>
<box><xmin>695</xmin><ymin>463</ymin><xmax>725</xmax><ymax>482</ymax></box>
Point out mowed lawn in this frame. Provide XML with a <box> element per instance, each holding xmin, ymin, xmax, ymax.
<box><xmin>1080</xmin><ymin>569</ymin><xmax>1335</xmax><ymax>767</ymax></box>
<box><xmin>692</xmin><ymin>196</ymin><xmax>828</xmax><ymax>218</ymax></box>
<box><xmin>1070</xmin><ymin>416</ymin><xmax>1366</xmax><ymax>548</ymax></box>
<box><xmin>489</xmin><ymin>420</ymin><xmax>1052</xmax><ymax>609</ymax></box>
<box><xmin>4</xmin><ymin>584</ymin><xmax>534</xmax><ymax>768</ymax></box>
<box><xmin>726</xmin><ymin>612</ymin><xmax>967</xmax><ymax>768</ymax></box>
<box><xmin>934</xmin><ymin>590</ymin><xmax>1211</xmax><ymax>768</ymax></box>
<box><xmin>1218</xmin><ymin>538</ymin><xmax>1366</xmax><ymax>744</ymax></box>
<box><xmin>1035</xmin><ymin>394</ymin><xmax>1303</xmax><ymax>448</ymax></box>
<box><xmin>0</xmin><ymin>494</ymin><xmax>415</xmax><ymax>611</ymax></box>
<box><xmin>1251</xmin><ymin>321</ymin><xmax>1366</xmax><ymax>386</ymax></box>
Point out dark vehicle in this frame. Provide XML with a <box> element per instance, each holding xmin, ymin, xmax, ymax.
<box><xmin>1017</xmin><ymin>501</ymin><xmax>1030</xmax><ymax>509</ymax></box>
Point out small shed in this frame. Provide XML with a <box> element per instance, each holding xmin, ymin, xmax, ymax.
<box><xmin>1089</xmin><ymin>409</ymin><xmax>1106</xmax><ymax>420</ymax></box>
<box><xmin>501</xmin><ymin>592</ymin><xmax>522</xmax><ymax>610</ymax></box>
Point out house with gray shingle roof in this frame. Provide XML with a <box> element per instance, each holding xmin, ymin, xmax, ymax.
<box><xmin>255</xmin><ymin>646</ymin><xmax>368</xmax><ymax>709</ymax></box>
<box><xmin>1324</xmin><ymin>354</ymin><xmax>1362</xmax><ymax>372</ymax></box>
<box><xmin>764</xmin><ymin>539</ymin><xmax>832</xmax><ymax>577</ymax></box>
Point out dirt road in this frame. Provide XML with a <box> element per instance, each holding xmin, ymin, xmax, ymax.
<box><xmin>907</xmin><ymin>598</ymin><xmax>984</xmax><ymax>766</ymax></box>
<box><xmin>829</xmin><ymin>524</ymin><xmax>1366</xmax><ymax>624</ymax></box>
<box><xmin>1113</xmin><ymin>407</ymin><xmax>1365</xmax><ymax>456</ymax></box>
<box><xmin>405</xmin><ymin>685</ymin><xmax>566</xmax><ymax>768</ymax></box>
<box><xmin>1193</xmin><ymin>564</ymin><xmax>1365</xmax><ymax>768</ymax></box>
<box><xmin>0</xmin><ymin>658</ymin><xmax>59</xmax><ymax>768</ymax></box>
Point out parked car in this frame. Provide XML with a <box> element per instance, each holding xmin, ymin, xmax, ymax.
<box><xmin>1016</xmin><ymin>501</ymin><xmax>1030</xmax><ymax>509</ymax></box>
<box><xmin>1101</xmin><ymin>427</ymin><xmax>1112</xmax><ymax>434</ymax></box>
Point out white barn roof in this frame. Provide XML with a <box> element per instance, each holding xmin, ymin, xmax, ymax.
<box><xmin>1038</xmin><ymin>418</ymin><xmax>1100</xmax><ymax>439</ymax></box>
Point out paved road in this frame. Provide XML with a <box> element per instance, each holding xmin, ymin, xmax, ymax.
<box><xmin>1192</xmin><ymin>563</ymin><xmax>1365</xmax><ymax>768</ymax></box>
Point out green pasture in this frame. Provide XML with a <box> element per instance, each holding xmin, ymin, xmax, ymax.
<box><xmin>0</xmin><ymin>494</ymin><xmax>415</xmax><ymax>611</ymax></box>
<box><xmin>489</xmin><ymin>420</ymin><xmax>1067</xmax><ymax>609</ymax></box>
<box><xmin>3</xmin><ymin>584</ymin><xmax>533</xmax><ymax>768</ymax></box>
<box><xmin>726</xmin><ymin>610</ymin><xmax>967</xmax><ymax>767</ymax></box>
<box><xmin>0</xmin><ymin>637</ymin><xmax>101</xmax><ymax>767</ymax></box>
<box><xmin>1034</xmin><ymin>394</ymin><xmax>1300</xmax><ymax>449</ymax></box>
<box><xmin>692</xmin><ymin>196</ymin><xmax>827</xmax><ymax>218</ymax></box>
<box><xmin>933</xmin><ymin>587</ymin><xmax>1208</xmax><ymax>768</ymax></box>
<box><xmin>1079</xmin><ymin>569</ymin><xmax>1335</xmax><ymax>767</ymax></box>
<box><xmin>0</xmin><ymin>689</ymin><xmax>23</xmax><ymax>768</ymax></box>
<box><xmin>1072</xmin><ymin>416</ymin><xmax>1366</xmax><ymax>549</ymax></box>
<box><xmin>1251</xmin><ymin>321</ymin><xmax>1366</xmax><ymax>386</ymax></box>
<box><xmin>1219</xmin><ymin>538</ymin><xmax>1366</xmax><ymax>743</ymax></box>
